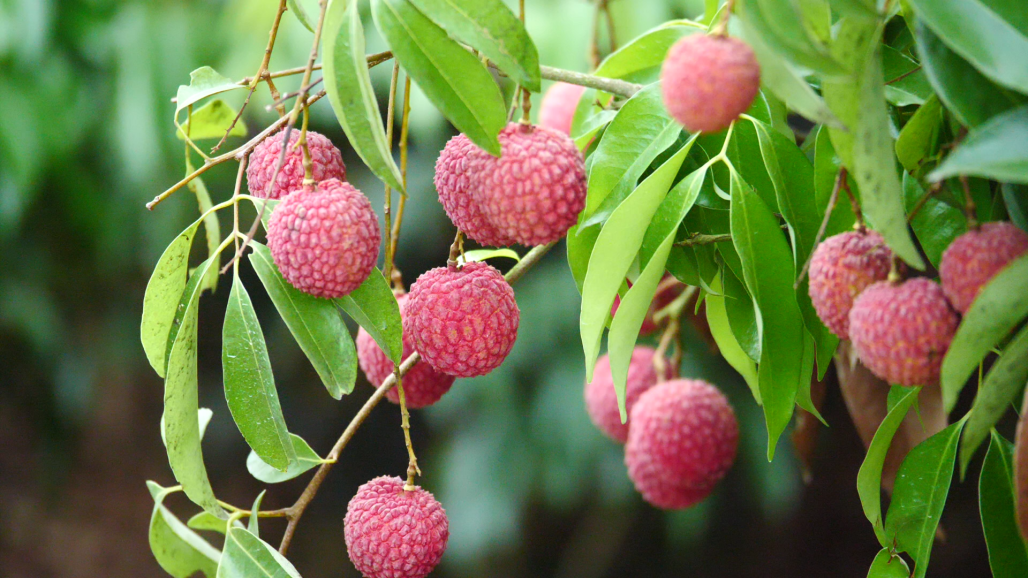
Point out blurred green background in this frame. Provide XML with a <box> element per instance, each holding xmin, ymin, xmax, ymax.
<box><xmin>0</xmin><ymin>0</ymin><xmax>989</xmax><ymax>576</ymax></box>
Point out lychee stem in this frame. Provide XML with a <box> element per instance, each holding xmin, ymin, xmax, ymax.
<box><xmin>959</xmin><ymin>175</ymin><xmax>979</xmax><ymax>230</ymax></box>
<box><xmin>383</xmin><ymin>61</ymin><xmax>401</xmax><ymax>287</ymax></box>
<box><xmin>394</xmin><ymin>368</ymin><xmax>421</xmax><ymax>491</ymax></box>
<box><xmin>446</xmin><ymin>231</ymin><xmax>465</xmax><ymax>270</ymax></box>
<box><xmin>299</xmin><ymin>102</ymin><xmax>314</xmax><ymax>187</ymax></box>
<box><xmin>887</xmin><ymin>255</ymin><xmax>904</xmax><ymax>284</ymax></box>
<box><xmin>840</xmin><ymin>169</ymin><xmax>865</xmax><ymax>233</ymax></box>
<box><xmin>710</xmin><ymin>0</ymin><xmax>735</xmax><ymax>37</ymax></box>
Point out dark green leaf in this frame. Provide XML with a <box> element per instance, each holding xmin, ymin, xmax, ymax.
<box><xmin>812</xmin><ymin>125</ymin><xmax>857</xmax><ymax>234</ymax></box>
<box><xmin>408</xmin><ymin>0</ymin><xmax>540</xmax><ymax>91</ymax></box>
<box><xmin>867</xmin><ymin>548</ymin><xmax>911</xmax><ymax>578</ymax></box>
<box><xmin>567</xmin><ymin>223</ymin><xmax>599</xmax><ymax>293</ymax></box>
<box><xmin>247</xmin><ymin>433</ymin><xmax>328</xmax><ymax>484</ymax></box>
<box><xmin>931</xmin><ymin>105</ymin><xmax>1028</xmax><ymax>184</ymax></box>
<box><xmin>594</xmin><ymin>22</ymin><xmax>702</xmax><ymax>83</ymax></box>
<box><xmin>1003</xmin><ymin>184</ymin><xmax>1028</xmax><ymax>233</ymax></box>
<box><xmin>324</xmin><ymin>0</ymin><xmax>405</xmax><ymax>191</ymax></box>
<box><xmin>896</xmin><ymin>94</ymin><xmax>944</xmax><ymax>173</ymax></box>
<box><xmin>148</xmin><ymin>483</ymin><xmax>220</xmax><ymax>578</ymax></box>
<box><xmin>336</xmin><ymin>268</ymin><xmax>403</xmax><ymax>363</ymax></box>
<box><xmin>722</xmin><ymin>264</ymin><xmax>760</xmax><ymax>362</ymax></box>
<box><xmin>223</xmin><ymin>274</ymin><xmax>295</xmax><ymax>472</ymax></box>
<box><xmin>175</xmin><ymin>67</ymin><xmax>244</xmax><ymax>115</ymax></box>
<box><xmin>371</xmin><ymin>0</ymin><xmax>506</xmax><ymax>155</ymax></box>
<box><xmin>217</xmin><ymin>527</ymin><xmax>302</xmax><ymax>578</ymax></box>
<box><xmin>142</xmin><ymin>219</ymin><xmax>202</xmax><ymax>377</ymax></box>
<box><xmin>942</xmin><ymin>254</ymin><xmax>1028</xmax><ymax>412</ymax></box>
<box><xmin>980</xmin><ymin>431</ymin><xmax>1028</xmax><ymax>578</ymax></box>
<box><xmin>882</xmin><ymin>44</ymin><xmax>932</xmax><ymax>106</ymax></box>
<box><xmin>902</xmin><ymin>174</ymin><xmax>965</xmax><ymax>268</ymax></box>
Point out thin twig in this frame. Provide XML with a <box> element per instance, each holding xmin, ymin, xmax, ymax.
<box><xmin>885</xmin><ymin>65</ymin><xmax>922</xmax><ymax>86</ymax></box>
<box><xmin>489</xmin><ymin>63</ymin><xmax>643</xmax><ymax>98</ymax></box>
<box><xmin>589</xmin><ymin>0</ymin><xmax>604</xmax><ymax>69</ymax></box>
<box><xmin>959</xmin><ymin>175</ymin><xmax>979</xmax><ymax>229</ymax></box>
<box><xmin>907</xmin><ymin>181</ymin><xmax>942</xmax><ymax>223</ymax></box>
<box><xmin>390</xmin><ymin>75</ymin><xmax>413</xmax><ymax>288</ymax></box>
<box><xmin>267</xmin><ymin>77</ymin><xmax>325</xmax><ymax>110</ymax></box>
<box><xmin>795</xmin><ymin>168</ymin><xmax>845</xmax><ymax>289</ymax></box>
<box><xmin>383</xmin><ymin>61</ymin><xmax>401</xmax><ymax>287</ymax></box>
<box><xmin>395</xmin><ymin>366</ymin><xmax>421</xmax><ymax>491</ymax></box>
<box><xmin>674</xmin><ymin>225</ymin><xmax>789</xmax><ymax>248</ymax></box>
<box><xmin>238</xmin><ymin>51</ymin><xmax>393</xmax><ymax>85</ymax></box>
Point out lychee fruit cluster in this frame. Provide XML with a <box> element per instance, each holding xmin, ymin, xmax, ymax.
<box><xmin>539</xmin><ymin>82</ymin><xmax>587</xmax><ymax>135</ymax></box>
<box><xmin>939</xmin><ymin>222</ymin><xmax>1028</xmax><ymax>313</ymax></box>
<box><xmin>246</xmin><ymin>130</ymin><xmax>346</xmax><ymax>199</ymax></box>
<box><xmin>807</xmin><ymin>230</ymin><xmax>893</xmax><ymax>340</ymax></box>
<box><xmin>661</xmin><ymin>34</ymin><xmax>760</xmax><ymax>133</ymax></box>
<box><xmin>584</xmin><ymin>346</ymin><xmax>673</xmax><ymax>443</ymax></box>
<box><xmin>357</xmin><ymin>293</ymin><xmax>456</xmax><ymax>408</ymax></box>
<box><xmin>266</xmin><ymin>178</ymin><xmax>379</xmax><ymax>298</ymax></box>
<box><xmin>344</xmin><ymin>476</ymin><xmax>448</xmax><ymax>578</ymax></box>
<box><xmin>625</xmin><ymin>379</ymin><xmax>739</xmax><ymax>509</ymax></box>
<box><xmin>611</xmin><ymin>276</ymin><xmax>686</xmax><ymax>336</ymax></box>
<box><xmin>405</xmin><ymin>261</ymin><xmax>519</xmax><ymax>378</ymax></box>
<box><xmin>434</xmin><ymin>123</ymin><xmax>587</xmax><ymax>247</ymax></box>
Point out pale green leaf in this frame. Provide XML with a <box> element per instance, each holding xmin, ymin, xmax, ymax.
<box><xmin>247</xmin><ymin>433</ymin><xmax>329</xmax><ymax>484</ymax></box>
<box><xmin>142</xmin><ymin>219</ymin><xmax>202</xmax><ymax>377</ymax></box>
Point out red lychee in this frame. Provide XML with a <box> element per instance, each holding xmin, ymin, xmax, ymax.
<box><xmin>405</xmin><ymin>262</ymin><xmax>519</xmax><ymax>377</ymax></box>
<box><xmin>585</xmin><ymin>346</ymin><xmax>674</xmax><ymax>443</ymax></box>
<box><xmin>939</xmin><ymin>222</ymin><xmax>1028</xmax><ymax>313</ymax></box>
<box><xmin>611</xmin><ymin>276</ymin><xmax>686</xmax><ymax>336</ymax></box>
<box><xmin>539</xmin><ymin>82</ymin><xmax>587</xmax><ymax>135</ymax></box>
<box><xmin>266</xmin><ymin>179</ymin><xmax>379</xmax><ymax>298</ymax></box>
<box><xmin>468</xmin><ymin>123</ymin><xmax>587</xmax><ymax>246</ymax></box>
<box><xmin>807</xmin><ymin>230</ymin><xmax>893</xmax><ymax>340</ymax></box>
<box><xmin>624</xmin><ymin>378</ymin><xmax>738</xmax><ymax>510</ymax></box>
<box><xmin>433</xmin><ymin>134</ymin><xmax>514</xmax><ymax>247</ymax></box>
<box><xmin>848</xmin><ymin>278</ymin><xmax>959</xmax><ymax>386</ymax></box>
<box><xmin>246</xmin><ymin>130</ymin><xmax>346</xmax><ymax>199</ymax></box>
<box><xmin>357</xmin><ymin>294</ymin><xmax>456</xmax><ymax>408</ymax></box>
<box><xmin>661</xmin><ymin>34</ymin><xmax>760</xmax><ymax>133</ymax></box>
<box><xmin>344</xmin><ymin>476</ymin><xmax>448</xmax><ymax>578</ymax></box>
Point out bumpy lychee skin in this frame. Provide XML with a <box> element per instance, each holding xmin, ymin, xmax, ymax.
<box><xmin>585</xmin><ymin>346</ymin><xmax>674</xmax><ymax>443</ymax></box>
<box><xmin>539</xmin><ymin>82</ymin><xmax>587</xmax><ymax>135</ymax></box>
<box><xmin>849</xmin><ymin>278</ymin><xmax>959</xmax><ymax>386</ymax></box>
<box><xmin>625</xmin><ymin>379</ymin><xmax>738</xmax><ymax>510</ymax></box>
<box><xmin>405</xmin><ymin>262</ymin><xmax>519</xmax><ymax>377</ymax></box>
<box><xmin>266</xmin><ymin>179</ymin><xmax>379</xmax><ymax>298</ymax></box>
<box><xmin>357</xmin><ymin>294</ymin><xmax>456</xmax><ymax>408</ymax></box>
<box><xmin>469</xmin><ymin>123</ymin><xmax>587</xmax><ymax>246</ymax></box>
<box><xmin>808</xmin><ymin>230</ymin><xmax>893</xmax><ymax>340</ymax></box>
<box><xmin>661</xmin><ymin>34</ymin><xmax>760</xmax><ymax>133</ymax></box>
<box><xmin>611</xmin><ymin>276</ymin><xmax>685</xmax><ymax>336</ymax></box>
<box><xmin>940</xmin><ymin>222</ymin><xmax>1028</xmax><ymax>314</ymax></box>
<box><xmin>433</xmin><ymin>134</ymin><xmax>513</xmax><ymax>247</ymax></box>
<box><xmin>344</xmin><ymin>476</ymin><xmax>448</xmax><ymax>578</ymax></box>
<box><xmin>246</xmin><ymin>130</ymin><xmax>346</xmax><ymax>199</ymax></box>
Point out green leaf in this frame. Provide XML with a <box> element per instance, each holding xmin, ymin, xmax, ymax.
<box><xmin>823</xmin><ymin>16</ymin><xmax>878</xmax><ymax>168</ymax></box>
<box><xmin>336</xmin><ymin>268</ymin><xmax>403</xmax><ymax>363</ymax></box>
<box><xmin>567</xmin><ymin>223</ymin><xmax>599</xmax><ymax>293</ymax></box>
<box><xmin>594</xmin><ymin>22</ymin><xmax>702</xmax><ymax>83</ymax></box>
<box><xmin>175</xmin><ymin>67</ymin><xmax>244</xmax><ymax>115</ymax></box>
<box><xmin>185</xmin><ymin>158</ymin><xmax>221</xmax><ymax>295</ymax></box>
<box><xmin>961</xmin><ymin>324</ymin><xmax>1028</xmax><ymax>477</ymax></box>
<box><xmin>980</xmin><ymin>431</ymin><xmax>1028</xmax><ymax>578</ymax></box>
<box><xmin>812</xmin><ymin>125</ymin><xmax>857</xmax><ymax>234</ymax></box>
<box><xmin>323</xmin><ymin>0</ymin><xmax>405</xmax><ymax>192</ymax></box>
<box><xmin>1003</xmin><ymin>184</ymin><xmax>1028</xmax><ymax>233</ymax></box>
<box><xmin>729</xmin><ymin>170</ymin><xmax>807</xmax><ymax>460</ymax></box>
<box><xmin>164</xmin><ymin>255</ymin><xmax>224</xmax><ymax>516</ymax></box>
<box><xmin>217</xmin><ymin>527</ymin><xmax>302</xmax><ymax>578</ymax></box>
<box><xmin>248</xmin><ymin>491</ymin><xmax>266</xmax><ymax>537</ymax></box>
<box><xmin>408</xmin><ymin>0</ymin><xmax>540</xmax><ymax>91</ymax></box>
<box><xmin>902</xmin><ymin>174</ymin><xmax>965</xmax><ymax>268</ymax></box>
<box><xmin>142</xmin><ymin>219</ymin><xmax>202</xmax><ymax>377</ymax></box>
<box><xmin>896</xmin><ymin>94</ymin><xmax>944</xmax><ymax>173</ymax></box>
<box><xmin>706</xmin><ymin>274</ymin><xmax>760</xmax><ymax>403</ymax></box>
<box><xmin>857</xmin><ymin>386</ymin><xmax>920</xmax><ymax>546</ymax></box>
<box><xmin>737</xmin><ymin>0</ymin><xmax>845</xmax><ymax>76</ymax></box>
<box><xmin>882</xmin><ymin>44</ymin><xmax>932</xmax><ymax>106</ymax></box>
<box><xmin>188</xmin><ymin>511</ymin><xmax>240</xmax><ymax>535</ymax></box>
<box><xmin>247</xmin><ymin>433</ymin><xmax>329</xmax><ymax>484</ymax></box>
<box><xmin>148</xmin><ymin>484</ymin><xmax>221</xmax><ymax>578</ymax></box>
<box><xmin>460</xmin><ymin>248</ymin><xmax>521</xmax><ymax>264</ymax></box>
<box><xmin>931</xmin><ymin>105</ymin><xmax>1028</xmax><ymax>184</ymax></box>
<box><xmin>942</xmin><ymin>254</ymin><xmax>1028</xmax><ymax>412</ymax></box>
<box><xmin>288</xmin><ymin>0</ymin><xmax>316</xmax><ymax>32</ymax></box>
<box><xmin>579</xmin><ymin>144</ymin><xmax>689</xmax><ymax>382</ymax></box>
<box><xmin>867</xmin><ymin>548</ymin><xmax>911</xmax><ymax>578</ymax></box>
<box><xmin>160</xmin><ymin>407</ymin><xmax>214</xmax><ymax>447</ymax></box>
<box><xmin>915</xmin><ymin>21</ymin><xmax>1027</xmax><ymax>128</ymax></box>
<box><xmin>248</xmin><ymin>242</ymin><xmax>357</xmax><ymax>399</ymax></box>
<box><xmin>223</xmin><ymin>274</ymin><xmax>296</xmax><ymax>472</ymax></box>
<box><xmin>885</xmin><ymin>417</ymin><xmax>967</xmax><ymax>578</ymax></box>
<box><xmin>907</xmin><ymin>0</ymin><xmax>1028</xmax><ymax>95</ymax></box>
<box><xmin>722</xmin><ymin>265</ymin><xmax>761</xmax><ymax>362</ymax></box>
<box><xmin>177</xmin><ymin>100</ymin><xmax>247</xmax><ymax>141</ymax></box>
<box><xmin>580</xmin><ymin>84</ymin><xmax>681</xmax><ymax>227</ymax></box>
<box><xmin>371</xmin><ymin>0</ymin><xmax>506</xmax><ymax>155</ymax></box>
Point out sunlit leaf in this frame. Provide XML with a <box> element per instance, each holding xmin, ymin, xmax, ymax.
<box><xmin>142</xmin><ymin>219</ymin><xmax>202</xmax><ymax>377</ymax></box>
<box><xmin>176</xmin><ymin>100</ymin><xmax>247</xmax><ymax>141</ymax></box>
<box><xmin>867</xmin><ymin>548</ymin><xmax>910</xmax><ymax>578</ymax></box>
<box><xmin>459</xmin><ymin>248</ymin><xmax>521</xmax><ymax>265</ymax></box>
<box><xmin>175</xmin><ymin>66</ymin><xmax>244</xmax><ymax>114</ymax></box>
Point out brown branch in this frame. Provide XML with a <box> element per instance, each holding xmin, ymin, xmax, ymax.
<box><xmin>885</xmin><ymin>65</ymin><xmax>922</xmax><ymax>85</ymax></box>
<box><xmin>383</xmin><ymin>61</ymin><xmax>401</xmax><ymax>287</ymax></box>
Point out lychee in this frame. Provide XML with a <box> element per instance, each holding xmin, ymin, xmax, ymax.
<box><xmin>624</xmin><ymin>378</ymin><xmax>738</xmax><ymax>510</ymax></box>
<box><xmin>807</xmin><ymin>230</ymin><xmax>894</xmax><ymax>339</ymax></box>
<box><xmin>661</xmin><ymin>34</ymin><xmax>760</xmax><ymax>133</ymax></box>
<box><xmin>266</xmin><ymin>178</ymin><xmax>380</xmax><ymax>298</ymax></box>
<box><xmin>246</xmin><ymin>130</ymin><xmax>346</xmax><ymax>199</ymax></box>
<box><xmin>357</xmin><ymin>294</ymin><xmax>456</xmax><ymax>408</ymax></box>
<box><xmin>585</xmin><ymin>346</ymin><xmax>674</xmax><ymax>443</ymax></box>
<box><xmin>939</xmin><ymin>222</ymin><xmax>1028</xmax><ymax>313</ymax></box>
<box><xmin>405</xmin><ymin>262</ymin><xmax>519</xmax><ymax>378</ymax></box>
<box><xmin>433</xmin><ymin>134</ymin><xmax>514</xmax><ymax>247</ymax></box>
<box><xmin>344</xmin><ymin>476</ymin><xmax>448</xmax><ymax>578</ymax></box>
<box><xmin>468</xmin><ymin>123</ymin><xmax>587</xmax><ymax>246</ymax></box>
<box><xmin>611</xmin><ymin>276</ymin><xmax>686</xmax><ymax>335</ymax></box>
<box><xmin>848</xmin><ymin>278</ymin><xmax>959</xmax><ymax>386</ymax></box>
<box><xmin>539</xmin><ymin>82</ymin><xmax>587</xmax><ymax>135</ymax></box>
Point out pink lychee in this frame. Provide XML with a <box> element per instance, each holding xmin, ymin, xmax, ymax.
<box><xmin>344</xmin><ymin>476</ymin><xmax>448</xmax><ymax>578</ymax></box>
<box><xmin>246</xmin><ymin>130</ymin><xmax>346</xmax><ymax>199</ymax></box>
<box><xmin>357</xmin><ymin>294</ymin><xmax>456</xmax><ymax>408</ymax></box>
<box><xmin>624</xmin><ymin>378</ymin><xmax>738</xmax><ymax>510</ymax></box>
<box><xmin>939</xmin><ymin>222</ymin><xmax>1028</xmax><ymax>313</ymax></box>
<box><xmin>266</xmin><ymin>178</ymin><xmax>379</xmax><ymax>298</ymax></box>
<box><xmin>807</xmin><ymin>230</ymin><xmax>893</xmax><ymax>339</ymax></box>
<box><xmin>433</xmin><ymin>134</ymin><xmax>514</xmax><ymax>247</ymax></box>
<box><xmin>611</xmin><ymin>276</ymin><xmax>686</xmax><ymax>336</ymax></box>
<box><xmin>539</xmin><ymin>82</ymin><xmax>587</xmax><ymax>135</ymax></box>
<box><xmin>585</xmin><ymin>346</ymin><xmax>674</xmax><ymax>443</ymax></box>
<box><xmin>405</xmin><ymin>262</ymin><xmax>519</xmax><ymax>377</ymax></box>
<box><xmin>661</xmin><ymin>34</ymin><xmax>760</xmax><ymax>133</ymax></box>
<box><xmin>468</xmin><ymin>123</ymin><xmax>587</xmax><ymax>246</ymax></box>
<box><xmin>848</xmin><ymin>278</ymin><xmax>959</xmax><ymax>386</ymax></box>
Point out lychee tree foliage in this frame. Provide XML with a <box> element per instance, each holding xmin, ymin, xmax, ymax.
<box><xmin>136</xmin><ymin>0</ymin><xmax>1028</xmax><ymax>576</ymax></box>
